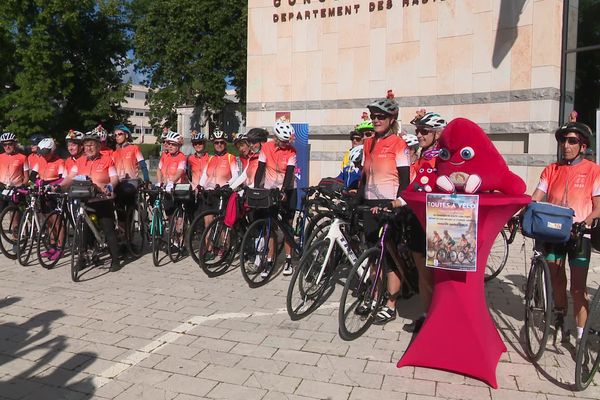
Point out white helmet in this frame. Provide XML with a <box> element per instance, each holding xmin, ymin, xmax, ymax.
<box><xmin>412</xmin><ymin>112</ymin><xmax>447</xmax><ymax>129</ymax></box>
<box><xmin>92</xmin><ymin>125</ymin><xmax>108</xmax><ymax>142</ymax></box>
<box><xmin>274</xmin><ymin>121</ymin><xmax>294</xmax><ymax>142</ymax></box>
<box><xmin>233</xmin><ymin>132</ymin><xmax>248</xmax><ymax>144</ymax></box>
<box><xmin>0</xmin><ymin>132</ymin><xmax>17</xmax><ymax>142</ymax></box>
<box><xmin>65</xmin><ymin>130</ymin><xmax>84</xmax><ymax>142</ymax></box>
<box><xmin>165</xmin><ymin>130</ymin><xmax>183</xmax><ymax>145</ymax></box>
<box><xmin>37</xmin><ymin>138</ymin><xmax>56</xmax><ymax>154</ymax></box>
<box><xmin>349</xmin><ymin>145</ymin><xmax>363</xmax><ymax>164</ymax></box>
<box><xmin>191</xmin><ymin>132</ymin><xmax>206</xmax><ymax>143</ymax></box>
<box><xmin>402</xmin><ymin>134</ymin><xmax>419</xmax><ymax>148</ymax></box>
<box><xmin>212</xmin><ymin>129</ymin><xmax>226</xmax><ymax>141</ymax></box>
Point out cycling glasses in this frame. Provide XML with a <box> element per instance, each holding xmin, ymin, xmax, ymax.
<box><xmin>558</xmin><ymin>136</ymin><xmax>580</xmax><ymax>145</ymax></box>
<box><xmin>213</xmin><ymin>141</ymin><xmax>226</xmax><ymax>145</ymax></box>
<box><xmin>363</xmin><ymin>131</ymin><xmax>374</xmax><ymax>138</ymax></box>
<box><xmin>370</xmin><ymin>113</ymin><xmax>390</xmax><ymax>121</ymax></box>
<box><xmin>415</xmin><ymin>128</ymin><xmax>433</xmax><ymax>136</ymax></box>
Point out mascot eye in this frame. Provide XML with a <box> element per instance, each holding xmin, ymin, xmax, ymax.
<box><xmin>427</xmin><ymin>168</ymin><xmax>433</xmax><ymax>173</ymax></box>
<box><xmin>460</xmin><ymin>147</ymin><xmax>475</xmax><ymax>160</ymax></box>
<box><xmin>438</xmin><ymin>148</ymin><xmax>450</xmax><ymax>161</ymax></box>
<box><xmin>419</xmin><ymin>168</ymin><xmax>425</xmax><ymax>173</ymax></box>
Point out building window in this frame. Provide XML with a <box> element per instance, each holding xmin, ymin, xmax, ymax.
<box><xmin>144</xmin><ymin>93</ymin><xmax>148</xmax><ymax>99</ymax></box>
<box><xmin>127</xmin><ymin>92</ymin><xmax>134</xmax><ymax>98</ymax></box>
<box><xmin>145</xmin><ymin>128</ymin><xmax>153</xmax><ymax>135</ymax></box>
<box><xmin>135</xmin><ymin>111</ymin><xmax>144</xmax><ymax>116</ymax></box>
<box><xmin>135</xmin><ymin>128</ymin><xmax>141</xmax><ymax>134</ymax></box>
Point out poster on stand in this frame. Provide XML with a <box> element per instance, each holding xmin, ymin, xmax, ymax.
<box><xmin>425</xmin><ymin>193</ymin><xmax>478</xmax><ymax>272</ymax></box>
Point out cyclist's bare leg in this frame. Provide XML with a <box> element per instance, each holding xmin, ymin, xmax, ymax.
<box><xmin>570</xmin><ymin>265</ymin><xmax>589</xmax><ymax>335</ymax></box>
<box><xmin>268</xmin><ymin>236</ymin><xmax>275</xmax><ymax>260</ymax></box>
<box><xmin>548</xmin><ymin>260</ymin><xmax>568</xmax><ymax>312</ymax></box>
<box><xmin>384</xmin><ymin>270</ymin><xmax>401</xmax><ymax>309</ymax></box>
<box><xmin>204</xmin><ymin>214</ymin><xmax>214</xmax><ymax>251</ymax></box>
<box><xmin>412</xmin><ymin>251</ymin><xmax>432</xmax><ymax>313</ymax></box>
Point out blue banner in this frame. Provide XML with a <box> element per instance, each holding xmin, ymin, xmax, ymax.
<box><xmin>292</xmin><ymin>123</ymin><xmax>310</xmax><ymax>208</ymax></box>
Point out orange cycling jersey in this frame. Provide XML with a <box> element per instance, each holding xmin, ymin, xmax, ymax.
<box><xmin>244</xmin><ymin>153</ymin><xmax>260</xmax><ymax>188</ymax></box>
<box><xmin>188</xmin><ymin>152</ymin><xmax>210</xmax><ymax>187</ymax></box>
<box><xmin>0</xmin><ymin>153</ymin><xmax>29</xmax><ymax>186</ymax></box>
<box><xmin>362</xmin><ymin>134</ymin><xmax>410</xmax><ymax>200</ymax></box>
<box><xmin>100</xmin><ymin>148</ymin><xmax>113</xmax><ymax>159</ymax></box>
<box><xmin>65</xmin><ymin>155</ymin><xmax>82</xmax><ymax>174</ymax></box>
<box><xmin>113</xmin><ymin>144</ymin><xmax>144</xmax><ymax>179</ymax></box>
<box><xmin>28</xmin><ymin>153</ymin><xmax>43</xmax><ymax>172</ymax></box>
<box><xmin>200</xmin><ymin>153</ymin><xmax>239</xmax><ymax>189</ymax></box>
<box><xmin>70</xmin><ymin>154</ymin><xmax>117</xmax><ymax>187</ymax></box>
<box><xmin>257</xmin><ymin>141</ymin><xmax>297</xmax><ymax>189</ymax></box>
<box><xmin>31</xmin><ymin>156</ymin><xmax>65</xmax><ymax>181</ymax></box>
<box><xmin>537</xmin><ymin>159</ymin><xmax>600</xmax><ymax>223</ymax></box>
<box><xmin>158</xmin><ymin>152</ymin><xmax>187</xmax><ymax>184</ymax></box>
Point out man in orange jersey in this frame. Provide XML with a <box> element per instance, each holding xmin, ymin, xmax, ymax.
<box><xmin>64</xmin><ymin>130</ymin><xmax>85</xmax><ymax>173</ymax></box>
<box><xmin>0</xmin><ymin>132</ymin><xmax>29</xmax><ymax>213</ymax></box>
<box><xmin>27</xmin><ymin>134</ymin><xmax>45</xmax><ymax>175</ymax></box>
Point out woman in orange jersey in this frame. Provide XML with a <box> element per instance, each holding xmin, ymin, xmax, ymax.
<box><xmin>187</xmin><ymin>131</ymin><xmax>210</xmax><ymax>217</ymax></box>
<box><xmin>64</xmin><ymin>130</ymin><xmax>84</xmax><ymax>172</ymax></box>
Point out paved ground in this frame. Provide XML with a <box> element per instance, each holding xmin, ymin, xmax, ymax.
<box><xmin>0</xmin><ymin>234</ymin><xmax>598</xmax><ymax>400</ymax></box>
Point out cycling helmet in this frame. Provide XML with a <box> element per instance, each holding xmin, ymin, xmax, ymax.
<box><xmin>355</xmin><ymin>120</ymin><xmax>374</xmax><ymax>132</ymax></box>
<box><xmin>29</xmin><ymin>134</ymin><xmax>45</xmax><ymax>146</ymax></box>
<box><xmin>212</xmin><ymin>129</ymin><xmax>226</xmax><ymax>141</ymax></box>
<box><xmin>247</xmin><ymin>128</ymin><xmax>268</xmax><ymax>143</ymax></box>
<box><xmin>402</xmin><ymin>133</ymin><xmax>419</xmax><ymax>148</ymax></box>
<box><xmin>37</xmin><ymin>138</ymin><xmax>56</xmax><ymax>154</ymax></box>
<box><xmin>191</xmin><ymin>131</ymin><xmax>206</xmax><ymax>143</ymax></box>
<box><xmin>0</xmin><ymin>132</ymin><xmax>17</xmax><ymax>142</ymax></box>
<box><xmin>233</xmin><ymin>132</ymin><xmax>248</xmax><ymax>144</ymax></box>
<box><xmin>113</xmin><ymin>124</ymin><xmax>131</xmax><ymax>139</ymax></box>
<box><xmin>92</xmin><ymin>125</ymin><xmax>108</xmax><ymax>142</ymax></box>
<box><xmin>165</xmin><ymin>130</ymin><xmax>183</xmax><ymax>145</ymax></box>
<box><xmin>412</xmin><ymin>112</ymin><xmax>447</xmax><ymax>129</ymax></box>
<box><xmin>83</xmin><ymin>130</ymin><xmax>101</xmax><ymax>142</ymax></box>
<box><xmin>274</xmin><ymin>121</ymin><xmax>294</xmax><ymax>142</ymax></box>
<box><xmin>349</xmin><ymin>130</ymin><xmax>363</xmax><ymax>140</ymax></box>
<box><xmin>65</xmin><ymin>130</ymin><xmax>84</xmax><ymax>142</ymax></box>
<box><xmin>366</xmin><ymin>98</ymin><xmax>399</xmax><ymax>116</ymax></box>
<box><xmin>349</xmin><ymin>145</ymin><xmax>363</xmax><ymax>164</ymax></box>
<box><xmin>555</xmin><ymin>122</ymin><xmax>593</xmax><ymax>147</ymax></box>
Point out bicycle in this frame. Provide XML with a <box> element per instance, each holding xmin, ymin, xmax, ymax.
<box><xmin>168</xmin><ymin>183</ymin><xmax>194</xmax><ymax>263</ymax></box>
<box><xmin>36</xmin><ymin>191</ymin><xmax>75</xmax><ymax>269</ymax></box>
<box><xmin>286</xmin><ymin>195</ymin><xmax>363</xmax><ymax>320</ymax></box>
<box><xmin>338</xmin><ymin>207</ymin><xmax>418</xmax><ymax>341</ymax></box>
<box><xmin>16</xmin><ymin>183</ymin><xmax>48</xmax><ymax>266</ymax></box>
<box><xmin>484</xmin><ymin>216</ymin><xmax>520</xmax><ymax>282</ymax></box>
<box><xmin>575</xmin><ymin>275</ymin><xmax>600</xmax><ymax>390</ymax></box>
<box><xmin>142</xmin><ymin>186</ymin><xmax>169</xmax><ymax>267</ymax></box>
<box><xmin>0</xmin><ymin>186</ymin><xmax>27</xmax><ymax>260</ymax></box>
<box><xmin>239</xmin><ymin>188</ymin><xmax>312</xmax><ymax>287</ymax></box>
<box><xmin>115</xmin><ymin>178</ymin><xmax>146</xmax><ymax>258</ymax></box>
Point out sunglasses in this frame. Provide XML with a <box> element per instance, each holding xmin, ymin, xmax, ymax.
<box><xmin>214</xmin><ymin>141</ymin><xmax>226</xmax><ymax>145</ymax></box>
<box><xmin>115</xmin><ymin>132</ymin><xmax>126</xmax><ymax>137</ymax></box>
<box><xmin>559</xmin><ymin>136</ymin><xmax>580</xmax><ymax>145</ymax></box>
<box><xmin>364</xmin><ymin>131</ymin><xmax>374</xmax><ymax>138</ymax></box>
<box><xmin>351</xmin><ymin>137</ymin><xmax>362</xmax><ymax>142</ymax></box>
<box><xmin>415</xmin><ymin>128</ymin><xmax>433</xmax><ymax>136</ymax></box>
<box><xmin>192</xmin><ymin>141</ymin><xmax>205</xmax><ymax>145</ymax></box>
<box><xmin>370</xmin><ymin>114</ymin><xmax>390</xmax><ymax>121</ymax></box>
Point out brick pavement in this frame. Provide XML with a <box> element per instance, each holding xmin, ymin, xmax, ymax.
<box><xmin>0</xmin><ymin>234</ymin><xmax>598</xmax><ymax>399</ymax></box>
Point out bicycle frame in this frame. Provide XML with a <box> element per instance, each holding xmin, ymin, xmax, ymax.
<box><xmin>149</xmin><ymin>192</ymin><xmax>165</xmax><ymax>236</ymax></box>
<box><xmin>21</xmin><ymin>192</ymin><xmax>42</xmax><ymax>240</ymax></box>
<box><xmin>73</xmin><ymin>200</ymin><xmax>105</xmax><ymax>246</ymax></box>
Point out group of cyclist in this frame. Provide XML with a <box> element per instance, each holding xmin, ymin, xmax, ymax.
<box><xmin>0</xmin><ymin>90</ymin><xmax>598</xmax><ymax>350</ymax></box>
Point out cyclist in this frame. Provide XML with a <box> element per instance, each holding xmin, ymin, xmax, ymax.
<box><xmin>358</xmin><ymin>91</ymin><xmax>411</xmax><ymax>324</ymax></box>
<box><xmin>188</xmin><ymin>131</ymin><xmax>210</xmax><ymax>189</ymax></box>
<box><xmin>157</xmin><ymin>131</ymin><xmax>187</xmax><ymax>188</ymax></box>
<box><xmin>254</xmin><ymin>121</ymin><xmax>298</xmax><ymax>277</ymax></box>
<box><xmin>0</xmin><ymin>132</ymin><xmax>29</xmax><ymax>189</ymax></box>
<box><xmin>336</xmin><ymin>145</ymin><xmax>362</xmax><ymax>190</ymax></box>
<box><xmin>92</xmin><ymin>125</ymin><xmax>113</xmax><ymax>158</ymax></box>
<box><xmin>404</xmin><ymin>111</ymin><xmax>447</xmax><ymax>333</ymax></box>
<box><xmin>61</xmin><ymin>131</ymin><xmax>121</xmax><ymax>271</ymax></box>
<box><xmin>442</xmin><ymin>230</ymin><xmax>456</xmax><ymax>251</ymax></box>
<box><xmin>530</xmin><ymin>121</ymin><xmax>600</xmax><ymax>344</ymax></box>
<box><xmin>340</xmin><ymin>130</ymin><xmax>364</xmax><ymax>171</ymax></box>
<box><xmin>355</xmin><ymin>119</ymin><xmax>375</xmax><ymax>139</ymax></box>
<box><xmin>402</xmin><ymin>133</ymin><xmax>420</xmax><ymax>181</ymax></box>
<box><xmin>27</xmin><ymin>134</ymin><xmax>45</xmax><ymax>173</ymax></box>
<box><xmin>244</xmin><ymin>128</ymin><xmax>269</xmax><ymax>188</ymax></box>
<box><xmin>64</xmin><ymin>130</ymin><xmax>84</xmax><ymax>173</ymax></box>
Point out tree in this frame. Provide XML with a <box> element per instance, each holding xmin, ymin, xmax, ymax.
<box><xmin>0</xmin><ymin>0</ymin><xmax>131</xmax><ymax>140</ymax></box>
<box><xmin>132</xmin><ymin>0</ymin><xmax>247</xmax><ymax>130</ymax></box>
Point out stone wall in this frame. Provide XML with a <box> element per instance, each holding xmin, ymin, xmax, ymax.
<box><xmin>247</xmin><ymin>0</ymin><xmax>566</xmax><ymax>191</ymax></box>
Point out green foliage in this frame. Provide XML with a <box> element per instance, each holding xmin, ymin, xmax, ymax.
<box><xmin>139</xmin><ymin>143</ymin><xmax>161</xmax><ymax>160</ymax></box>
<box><xmin>0</xmin><ymin>0</ymin><xmax>131</xmax><ymax>140</ymax></box>
<box><xmin>131</xmin><ymin>0</ymin><xmax>247</xmax><ymax>129</ymax></box>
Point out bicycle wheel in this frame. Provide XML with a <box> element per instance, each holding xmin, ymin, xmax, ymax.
<box><xmin>575</xmin><ymin>289</ymin><xmax>600</xmax><ymax>391</ymax></box>
<box><xmin>187</xmin><ymin>210</ymin><xmax>218</xmax><ymax>265</ymax></box>
<box><xmin>524</xmin><ymin>257</ymin><xmax>553</xmax><ymax>361</ymax></box>
<box><xmin>198</xmin><ymin>216</ymin><xmax>238</xmax><ymax>276</ymax></box>
<box><xmin>339</xmin><ymin>247</ymin><xmax>385</xmax><ymax>341</ymax></box>
<box><xmin>37</xmin><ymin>210</ymin><xmax>68</xmax><ymax>269</ymax></box>
<box><xmin>485</xmin><ymin>229</ymin><xmax>509</xmax><ymax>282</ymax></box>
<box><xmin>287</xmin><ymin>239</ymin><xmax>335</xmax><ymax>320</ymax></box>
<box><xmin>448</xmin><ymin>250</ymin><xmax>458</xmax><ymax>264</ymax></box>
<box><xmin>168</xmin><ymin>207</ymin><xmax>188</xmax><ymax>263</ymax></box>
<box><xmin>0</xmin><ymin>205</ymin><xmax>22</xmax><ymax>260</ymax></box>
<box><xmin>70</xmin><ymin>217</ymin><xmax>86</xmax><ymax>282</ymax></box>
<box><xmin>304</xmin><ymin>211</ymin><xmax>333</xmax><ymax>249</ymax></box>
<box><xmin>17</xmin><ymin>209</ymin><xmax>37</xmax><ymax>266</ymax></box>
<box><xmin>126</xmin><ymin>205</ymin><xmax>145</xmax><ymax>257</ymax></box>
<box><xmin>240</xmin><ymin>218</ymin><xmax>276</xmax><ymax>287</ymax></box>
<box><xmin>151</xmin><ymin>209</ymin><xmax>164</xmax><ymax>267</ymax></box>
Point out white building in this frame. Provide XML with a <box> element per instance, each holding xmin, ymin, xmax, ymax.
<box><xmin>122</xmin><ymin>84</ymin><xmax>157</xmax><ymax>144</ymax></box>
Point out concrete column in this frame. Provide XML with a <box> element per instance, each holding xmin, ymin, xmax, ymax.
<box><xmin>176</xmin><ymin>106</ymin><xmax>195</xmax><ymax>155</ymax></box>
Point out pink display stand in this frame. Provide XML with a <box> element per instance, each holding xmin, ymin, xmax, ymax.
<box><xmin>397</xmin><ymin>191</ymin><xmax>530</xmax><ymax>388</ymax></box>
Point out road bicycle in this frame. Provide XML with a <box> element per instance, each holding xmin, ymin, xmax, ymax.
<box><xmin>485</xmin><ymin>216</ymin><xmax>519</xmax><ymax>282</ymax></box>
<box><xmin>0</xmin><ymin>186</ymin><xmax>27</xmax><ymax>260</ymax></box>
<box><xmin>16</xmin><ymin>183</ymin><xmax>48</xmax><ymax>266</ymax></box>
<box><xmin>36</xmin><ymin>191</ymin><xmax>75</xmax><ymax>269</ymax></box>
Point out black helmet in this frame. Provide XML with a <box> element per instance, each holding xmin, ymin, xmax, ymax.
<box><xmin>555</xmin><ymin>122</ymin><xmax>593</xmax><ymax>147</ymax></box>
<box><xmin>349</xmin><ymin>130</ymin><xmax>363</xmax><ymax>140</ymax></box>
<box><xmin>247</xmin><ymin>128</ymin><xmax>268</xmax><ymax>143</ymax></box>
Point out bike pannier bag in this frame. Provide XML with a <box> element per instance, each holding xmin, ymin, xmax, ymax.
<box><xmin>173</xmin><ymin>184</ymin><xmax>192</xmax><ymax>201</ymax></box>
<box><xmin>246</xmin><ymin>188</ymin><xmax>273</xmax><ymax>209</ymax></box>
<box><xmin>521</xmin><ymin>202</ymin><xmax>574</xmax><ymax>243</ymax></box>
<box><xmin>69</xmin><ymin>180</ymin><xmax>95</xmax><ymax>200</ymax></box>
<box><xmin>318</xmin><ymin>177</ymin><xmax>344</xmax><ymax>194</ymax></box>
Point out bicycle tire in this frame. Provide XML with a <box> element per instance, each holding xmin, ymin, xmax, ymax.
<box><xmin>198</xmin><ymin>215</ymin><xmax>238</xmax><ymax>276</ymax></box>
<box><xmin>286</xmin><ymin>239</ymin><xmax>334</xmax><ymax>321</ymax></box>
<box><xmin>485</xmin><ymin>229</ymin><xmax>509</xmax><ymax>282</ymax></box>
<box><xmin>304</xmin><ymin>211</ymin><xmax>333</xmax><ymax>249</ymax></box>
<box><xmin>151</xmin><ymin>208</ymin><xmax>163</xmax><ymax>267</ymax></box>
<box><xmin>339</xmin><ymin>247</ymin><xmax>385</xmax><ymax>341</ymax></box>
<box><xmin>524</xmin><ymin>256</ymin><xmax>553</xmax><ymax>361</ymax></box>
<box><xmin>17</xmin><ymin>209</ymin><xmax>37</xmax><ymax>266</ymax></box>
<box><xmin>240</xmin><ymin>218</ymin><xmax>276</xmax><ymax>287</ymax></box>
<box><xmin>126</xmin><ymin>205</ymin><xmax>146</xmax><ymax>258</ymax></box>
<box><xmin>70</xmin><ymin>217</ymin><xmax>85</xmax><ymax>282</ymax></box>
<box><xmin>0</xmin><ymin>205</ymin><xmax>21</xmax><ymax>260</ymax></box>
<box><xmin>575</xmin><ymin>288</ymin><xmax>600</xmax><ymax>391</ymax></box>
<box><xmin>37</xmin><ymin>210</ymin><xmax>68</xmax><ymax>269</ymax></box>
<box><xmin>168</xmin><ymin>206</ymin><xmax>188</xmax><ymax>263</ymax></box>
<box><xmin>187</xmin><ymin>210</ymin><xmax>219</xmax><ymax>265</ymax></box>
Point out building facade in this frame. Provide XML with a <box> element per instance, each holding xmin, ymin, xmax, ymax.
<box><xmin>122</xmin><ymin>84</ymin><xmax>157</xmax><ymax>144</ymax></box>
<box><xmin>247</xmin><ymin>0</ymin><xmax>598</xmax><ymax>189</ymax></box>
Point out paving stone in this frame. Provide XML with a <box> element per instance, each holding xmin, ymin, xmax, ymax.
<box><xmin>435</xmin><ymin>382</ymin><xmax>492</xmax><ymax>400</ymax></box>
<box><xmin>117</xmin><ymin>325</ymin><xmax>164</xmax><ymax>340</ymax></box>
<box><xmin>381</xmin><ymin>376</ymin><xmax>436</xmax><ymax>396</ymax></box>
<box><xmin>273</xmin><ymin>349</ymin><xmax>322</xmax><ymax>366</ymax></box>
<box><xmin>329</xmin><ymin>370</ymin><xmax>383</xmax><ymax>389</ymax></box>
<box><xmin>189</xmin><ymin>336</ymin><xmax>237</xmax><ymax>353</ymax></box>
<box><xmin>365</xmin><ymin>361</ymin><xmax>414</xmax><ymax>378</ymax></box>
<box><xmin>154</xmin><ymin>356</ymin><xmax>207</xmax><ymax>376</ymax></box>
<box><xmin>154</xmin><ymin>344</ymin><xmax>200</xmax><ymax>360</ymax></box>
<box><xmin>261</xmin><ymin>391</ymin><xmax>314</xmax><ymax>400</ymax></box>
<box><xmin>207</xmin><ymin>382</ymin><xmax>267</xmax><ymax>399</ymax></box>
<box><xmin>93</xmin><ymin>379</ymin><xmax>133</xmax><ymax>399</ymax></box>
<box><xmin>198</xmin><ymin>364</ymin><xmax>253</xmax><ymax>384</ymax></box>
<box><xmin>235</xmin><ymin>356</ymin><xmax>289</xmax><ymax>374</ymax></box>
<box><xmin>155</xmin><ymin>374</ymin><xmax>217</xmax><ymax>397</ymax></box>
<box><xmin>192</xmin><ymin>350</ymin><xmax>243</xmax><ymax>367</ymax></box>
<box><xmin>294</xmin><ymin>379</ymin><xmax>352</xmax><ymax>400</ymax></box>
<box><xmin>302</xmin><ymin>340</ymin><xmax>349</xmax><ymax>357</ymax></box>
<box><xmin>231</xmin><ymin>343</ymin><xmax>278</xmax><ymax>358</ymax></box>
<box><xmin>116</xmin><ymin>366</ymin><xmax>172</xmax><ymax>386</ymax></box>
<box><xmin>280</xmin><ymin>363</ymin><xmax>334</xmax><ymax>382</ymax></box>
<box><xmin>350</xmin><ymin>387</ymin><xmax>408</xmax><ymax>400</ymax></box>
<box><xmin>114</xmin><ymin>383</ymin><xmax>178</xmax><ymax>400</ymax></box>
<box><xmin>317</xmin><ymin>354</ymin><xmax>367</xmax><ymax>372</ymax></box>
<box><xmin>222</xmin><ymin>330</ymin><xmax>268</xmax><ymax>345</ymax></box>
<box><xmin>245</xmin><ymin>371</ymin><xmax>302</xmax><ymax>394</ymax></box>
